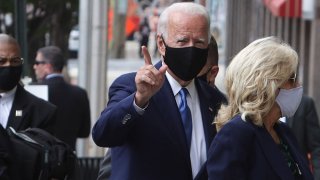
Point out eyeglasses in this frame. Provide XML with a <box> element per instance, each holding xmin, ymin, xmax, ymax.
<box><xmin>0</xmin><ymin>57</ymin><xmax>24</xmax><ymax>67</ymax></box>
<box><xmin>289</xmin><ymin>73</ymin><xmax>297</xmax><ymax>83</ymax></box>
<box><xmin>34</xmin><ymin>60</ymin><xmax>47</xmax><ymax>65</ymax></box>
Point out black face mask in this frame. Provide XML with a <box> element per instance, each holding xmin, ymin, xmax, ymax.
<box><xmin>0</xmin><ymin>66</ymin><xmax>22</xmax><ymax>91</ymax></box>
<box><xmin>162</xmin><ymin>37</ymin><xmax>208</xmax><ymax>81</ymax></box>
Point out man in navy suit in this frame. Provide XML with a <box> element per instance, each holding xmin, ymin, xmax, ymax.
<box><xmin>92</xmin><ymin>2</ymin><xmax>226</xmax><ymax>180</ymax></box>
<box><xmin>33</xmin><ymin>46</ymin><xmax>91</xmax><ymax>149</ymax></box>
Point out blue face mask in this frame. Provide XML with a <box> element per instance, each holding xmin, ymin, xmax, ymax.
<box><xmin>162</xmin><ymin>37</ymin><xmax>208</xmax><ymax>81</ymax></box>
<box><xmin>276</xmin><ymin>86</ymin><xmax>303</xmax><ymax>118</ymax></box>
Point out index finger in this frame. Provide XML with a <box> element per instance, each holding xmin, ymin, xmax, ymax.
<box><xmin>141</xmin><ymin>46</ymin><xmax>152</xmax><ymax>65</ymax></box>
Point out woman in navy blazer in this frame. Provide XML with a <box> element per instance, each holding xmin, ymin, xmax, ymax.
<box><xmin>207</xmin><ymin>37</ymin><xmax>314</xmax><ymax>180</ymax></box>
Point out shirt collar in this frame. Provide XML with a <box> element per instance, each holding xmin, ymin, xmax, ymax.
<box><xmin>45</xmin><ymin>73</ymin><xmax>64</xmax><ymax>79</ymax></box>
<box><xmin>0</xmin><ymin>86</ymin><xmax>17</xmax><ymax>100</ymax></box>
<box><xmin>165</xmin><ymin>71</ymin><xmax>196</xmax><ymax>99</ymax></box>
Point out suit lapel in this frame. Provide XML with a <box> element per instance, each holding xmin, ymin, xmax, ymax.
<box><xmin>151</xmin><ymin>78</ymin><xmax>191</xmax><ymax>159</ymax></box>
<box><xmin>276</xmin><ymin>123</ymin><xmax>314</xmax><ymax>179</ymax></box>
<box><xmin>152</xmin><ymin>61</ymin><xmax>192</xmax><ymax>169</ymax></box>
<box><xmin>7</xmin><ymin>85</ymin><xmax>27</xmax><ymax>130</ymax></box>
<box><xmin>254</xmin><ymin>124</ymin><xmax>294</xmax><ymax>179</ymax></box>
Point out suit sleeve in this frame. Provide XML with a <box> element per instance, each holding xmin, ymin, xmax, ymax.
<box><xmin>77</xmin><ymin>90</ymin><xmax>91</xmax><ymax>137</ymax></box>
<box><xmin>207</xmin><ymin>119</ymin><xmax>252</xmax><ymax>180</ymax></box>
<box><xmin>41</xmin><ymin>104</ymin><xmax>58</xmax><ymax>135</ymax></box>
<box><xmin>92</xmin><ymin>73</ymin><xmax>141</xmax><ymax>147</ymax></box>
<box><xmin>0</xmin><ymin>126</ymin><xmax>10</xmax><ymax>180</ymax></box>
<box><xmin>305</xmin><ymin>97</ymin><xmax>320</xmax><ymax>179</ymax></box>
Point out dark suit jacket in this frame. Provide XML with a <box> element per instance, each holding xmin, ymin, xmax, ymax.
<box><xmin>0</xmin><ymin>125</ymin><xmax>10</xmax><ymax>180</ymax></box>
<box><xmin>7</xmin><ymin>84</ymin><xmax>57</xmax><ymax>134</ymax></box>
<box><xmin>92</xmin><ymin>62</ymin><xmax>226</xmax><ymax>180</ymax></box>
<box><xmin>287</xmin><ymin>95</ymin><xmax>320</xmax><ymax>179</ymax></box>
<box><xmin>207</xmin><ymin>114</ymin><xmax>314</xmax><ymax>180</ymax></box>
<box><xmin>41</xmin><ymin>76</ymin><xmax>91</xmax><ymax>149</ymax></box>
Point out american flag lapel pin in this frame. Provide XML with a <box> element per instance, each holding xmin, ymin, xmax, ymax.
<box><xmin>209</xmin><ymin>107</ymin><xmax>213</xmax><ymax>112</ymax></box>
<box><xmin>15</xmin><ymin>110</ymin><xmax>22</xmax><ymax>117</ymax></box>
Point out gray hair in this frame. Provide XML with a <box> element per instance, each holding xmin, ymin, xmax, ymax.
<box><xmin>157</xmin><ymin>2</ymin><xmax>211</xmax><ymax>41</ymax></box>
<box><xmin>37</xmin><ymin>46</ymin><xmax>65</xmax><ymax>72</ymax></box>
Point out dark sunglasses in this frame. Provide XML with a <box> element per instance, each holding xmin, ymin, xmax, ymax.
<box><xmin>34</xmin><ymin>61</ymin><xmax>47</xmax><ymax>65</ymax></box>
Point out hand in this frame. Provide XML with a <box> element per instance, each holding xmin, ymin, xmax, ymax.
<box><xmin>135</xmin><ymin>46</ymin><xmax>167</xmax><ymax>108</ymax></box>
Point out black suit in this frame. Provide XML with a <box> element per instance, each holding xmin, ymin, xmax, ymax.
<box><xmin>0</xmin><ymin>125</ymin><xmax>10</xmax><ymax>180</ymax></box>
<box><xmin>287</xmin><ymin>95</ymin><xmax>320</xmax><ymax>179</ymax></box>
<box><xmin>7</xmin><ymin>84</ymin><xmax>57</xmax><ymax>133</ymax></box>
<box><xmin>42</xmin><ymin>76</ymin><xmax>91</xmax><ymax>149</ymax></box>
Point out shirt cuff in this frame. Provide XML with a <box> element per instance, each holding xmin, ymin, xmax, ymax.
<box><xmin>133</xmin><ymin>99</ymin><xmax>149</xmax><ymax>115</ymax></box>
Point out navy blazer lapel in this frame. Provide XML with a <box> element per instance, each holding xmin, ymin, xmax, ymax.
<box><xmin>151</xmin><ymin>61</ymin><xmax>192</xmax><ymax>169</ymax></box>
<box><xmin>254</xmin><ymin>124</ymin><xmax>294</xmax><ymax>179</ymax></box>
<box><xmin>151</xmin><ymin>78</ymin><xmax>192</xmax><ymax>161</ymax></box>
<box><xmin>276</xmin><ymin>123</ymin><xmax>314</xmax><ymax>179</ymax></box>
<box><xmin>7</xmin><ymin>85</ymin><xmax>27</xmax><ymax>130</ymax></box>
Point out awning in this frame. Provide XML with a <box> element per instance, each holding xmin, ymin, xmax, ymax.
<box><xmin>264</xmin><ymin>0</ymin><xmax>302</xmax><ymax>17</ymax></box>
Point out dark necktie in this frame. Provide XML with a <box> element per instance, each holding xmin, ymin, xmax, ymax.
<box><xmin>178</xmin><ymin>88</ymin><xmax>192</xmax><ymax>150</ymax></box>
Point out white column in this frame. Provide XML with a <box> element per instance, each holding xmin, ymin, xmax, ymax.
<box><xmin>77</xmin><ymin>0</ymin><xmax>108</xmax><ymax>157</ymax></box>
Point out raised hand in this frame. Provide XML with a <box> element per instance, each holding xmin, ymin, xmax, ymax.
<box><xmin>135</xmin><ymin>46</ymin><xmax>167</xmax><ymax>108</ymax></box>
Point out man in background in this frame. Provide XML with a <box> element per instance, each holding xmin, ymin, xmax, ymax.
<box><xmin>287</xmin><ymin>95</ymin><xmax>320</xmax><ymax>179</ymax></box>
<box><xmin>198</xmin><ymin>34</ymin><xmax>221</xmax><ymax>88</ymax></box>
<box><xmin>198</xmin><ymin>34</ymin><xmax>227</xmax><ymax>110</ymax></box>
<box><xmin>0</xmin><ymin>33</ymin><xmax>58</xmax><ymax>179</ymax></box>
<box><xmin>33</xmin><ymin>46</ymin><xmax>91</xmax><ymax>150</ymax></box>
<box><xmin>0</xmin><ymin>34</ymin><xmax>57</xmax><ymax>133</ymax></box>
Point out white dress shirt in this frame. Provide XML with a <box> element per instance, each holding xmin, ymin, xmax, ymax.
<box><xmin>166</xmin><ymin>71</ymin><xmax>207</xmax><ymax>178</ymax></box>
<box><xmin>0</xmin><ymin>86</ymin><xmax>17</xmax><ymax>128</ymax></box>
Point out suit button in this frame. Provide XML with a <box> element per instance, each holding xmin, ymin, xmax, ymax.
<box><xmin>122</xmin><ymin>114</ymin><xmax>131</xmax><ymax>124</ymax></box>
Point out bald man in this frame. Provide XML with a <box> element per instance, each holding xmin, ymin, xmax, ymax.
<box><xmin>198</xmin><ymin>34</ymin><xmax>220</xmax><ymax>87</ymax></box>
<box><xmin>0</xmin><ymin>34</ymin><xmax>57</xmax><ymax>133</ymax></box>
<box><xmin>0</xmin><ymin>33</ymin><xmax>58</xmax><ymax>179</ymax></box>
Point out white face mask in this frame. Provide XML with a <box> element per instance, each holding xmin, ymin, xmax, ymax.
<box><xmin>276</xmin><ymin>86</ymin><xmax>303</xmax><ymax>118</ymax></box>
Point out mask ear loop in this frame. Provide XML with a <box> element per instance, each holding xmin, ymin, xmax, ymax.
<box><xmin>160</xmin><ymin>34</ymin><xmax>168</xmax><ymax>47</ymax></box>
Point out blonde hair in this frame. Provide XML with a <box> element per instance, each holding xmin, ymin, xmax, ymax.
<box><xmin>215</xmin><ymin>37</ymin><xmax>298</xmax><ymax>131</ymax></box>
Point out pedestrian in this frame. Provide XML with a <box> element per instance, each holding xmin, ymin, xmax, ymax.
<box><xmin>287</xmin><ymin>95</ymin><xmax>320</xmax><ymax>179</ymax></box>
<box><xmin>33</xmin><ymin>46</ymin><xmax>91</xmax><ymax>150</ymax></box>
<box><xmin>0</xmin><ymin>33</ymin><xmax>58</xmax><ymax>179</ymax></box>
<box><xmin>197</xmin><ymin>34</ymin><xmax>227</xmax><ymax>109</ymax></box>
<box><xmin>207</xmin><ymin>37</ymin><xmax>314</xmax><ymax>180</ymax></box>
<box><xmin>198</xmin><ymin>34</ymin><xmax>220</xmax><ymax>87</ymax></box>
<box><xmin>0</xmin><ymin>34</ymin><xmax>57</xmax><ymax>133</ymax></box>
<box><xmin>138</xmin><ymin>15</ymin><xmax>151</xmax><ymax>58</ymax></box>
<box><xmin>92</xmin><ymin>2</ymin><xmax>226</xmax><ymax>179</ymax></box>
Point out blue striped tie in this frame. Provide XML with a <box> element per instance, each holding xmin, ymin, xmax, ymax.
<box><xmin>178</xmin><ymin>88</ymin><xmax>192</xmax><ymax>150</ymax></box>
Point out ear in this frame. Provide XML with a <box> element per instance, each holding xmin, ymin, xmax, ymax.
<box><xmin>209</xmin><ymin>66</ymin><xmax>219</xmax><ymax>82</ymax></box>
<box><xmin>44</xmin><ymin>63</ymin><xmax>54</xmax><ymax>74</ymax></box>
<box><xmin>157</xmin><ymin>34</ymin><xmax>166</xmax><ymax>57</ymax></box>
